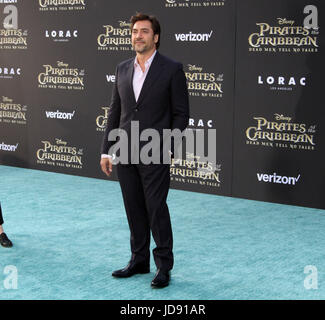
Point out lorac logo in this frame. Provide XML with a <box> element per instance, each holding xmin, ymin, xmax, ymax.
<box><xmin>38</xmin><ymin>61</ymin><xmax>85</xmax><ymax>90</ymax></box>
<box><xmin>97</xmin><ymin>20</ymin><xmax>132</xmax><ymax>51</ymax></box>
<box><xmin>188</xmin><ymin>118</ymin><xmax>214</xmax><ymax>130</ymax></box>
<box><xmin>185</xmin><ymin>64</ymin><xmax>223</xmax><ymax>98</ymax></box>
<box><xmin>248</xmin><ymin>14</ymin><xmax>319</xmax><ymax>53</ymax></box>
<box><xmin>257</xmin><ymin>74</ymin><xmax>307</xmax><ymax>91</ymax></box>
<box><xmin>165</xmin><ymin>0</ymin><xmax>225</xmax><ymax>8</ymax></box>
<box><xmin>45</xmin><ymin>29</ymin><xmax>78</xmax><ymax>42</ymax></box>
<box><xmin>246</xmin><ymin>114</ymin><xmax>317</xmax><ymax>151</ymax></box>
<box><xmin>39</xmin><ymin>0</ymin><xmax>86</xmax><ymax>11</ymax></box>
<box><xmin>36</xmin><ymin>138</ymin><xmax>83</xmax><ymax>169</ymax></box>
<box><xmin>96</xmin><ymin>106</ymin><xmax>110</xmax><ymax>132</ymax></box>
<box><xmin>0</xmin><ymin>66</ymin><xmax>21</xmax><ymax>79</ymax></box>
<box><xmin>0</xmin><ymin>96</ymin><xmax>27</xmax><ymax>125</ymax></box>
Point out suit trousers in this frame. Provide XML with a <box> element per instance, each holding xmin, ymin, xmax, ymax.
<box><xmin>116</xmin><ymin>163</ymin><xmax>173</xmax><ymax>271</ymax></box>
<box><xmin>0</xmin><ymin>204</ymin><xmax>3</xmax><ymax>225</ymax></box>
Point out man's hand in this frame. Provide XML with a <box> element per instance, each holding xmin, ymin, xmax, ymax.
<box><xmin>100</xmin><ymin>157</ymin><xmax>113</xmax><ymax>176</ymax></box>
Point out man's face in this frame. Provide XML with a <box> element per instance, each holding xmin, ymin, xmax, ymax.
<box><xmin>131</xmin><ymin>20</ymin><xmax>158</xmax><ymax>54</ymax></box>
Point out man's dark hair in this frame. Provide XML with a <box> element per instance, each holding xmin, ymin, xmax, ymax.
<box><xmin>130</xmin><ymin>13</ymin><xmax>161</xmax><ymax>49</ymax></box>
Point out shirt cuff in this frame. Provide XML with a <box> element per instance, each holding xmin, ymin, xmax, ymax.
<box><xmin>101</xmin><ymin>154</ymin><xmax>112</xmax><ymax>159</ymax></box>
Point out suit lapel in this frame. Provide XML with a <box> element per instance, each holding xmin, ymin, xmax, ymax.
<box><xmin>136</xmin><ymin>52</ymin><xmax>165</xmax><ymax>105</ymax></box>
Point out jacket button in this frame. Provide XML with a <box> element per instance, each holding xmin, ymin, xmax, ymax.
<box><xmin>134</xmin><ymin>108</ymin><xmax>138</xmax><ymax>112</ymax></box>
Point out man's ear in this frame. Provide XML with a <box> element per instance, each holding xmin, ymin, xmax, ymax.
<box><xmin>154</xmin><ymin>34</ymin><xmax>159</xmax><ymax>44</ymax></box>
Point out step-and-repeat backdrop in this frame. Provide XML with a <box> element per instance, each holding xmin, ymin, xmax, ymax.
<box><xmin>0</xmin><ymin>0</ymin><xmax>323</xmax><ymax>209</ymax></box>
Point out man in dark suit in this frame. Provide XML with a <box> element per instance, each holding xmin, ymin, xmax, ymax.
<box><xmin>100</xmin><ymin>13</ymin><xmax>189</xmax><ymax>288</ymax></box>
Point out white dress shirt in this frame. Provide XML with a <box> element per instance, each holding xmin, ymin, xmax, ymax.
<box><xmin>132</xmin><ymin>50</ymin><xmax>156</xmax><ymax>102</ymax></box>
<box><xmin>101</xmin><ymin>51</ymin><xmax>157</xmax><ymax>159</ymax></box>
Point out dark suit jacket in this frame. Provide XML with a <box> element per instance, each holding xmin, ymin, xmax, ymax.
<box><xmin>101</xmin><ymin>51</ymin><xmax>190</xmax><ymax>161</ymax></box>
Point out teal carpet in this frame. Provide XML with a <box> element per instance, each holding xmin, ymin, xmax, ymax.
<box><xmin>0</xmin><ymin>164</ymin><xmax>324</xmax><ymax>300</ymax></box>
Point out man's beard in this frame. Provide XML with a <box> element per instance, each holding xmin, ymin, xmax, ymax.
<box><xmin>134</xmin><ymin>45</ymin><xmax>147</xmax><ymax>53</ymax></box>
<box><xmin>133</xmin><ymin>41</ymin><xmax>147</xmax><ymax>53</ymax></box>
<box><xmin>133</xmin><ymin>37</ymin><xmax>155</xmax><ymax>53</ymax></box>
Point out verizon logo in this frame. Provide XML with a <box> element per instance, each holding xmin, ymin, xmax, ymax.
<box><xmin>0</xmin><ymin>142</ymin><xmax>18</xmax><ymax>152</ymax></box>
<box><xmin>257</xmin><ymin>173</ymin><xmax>301</xmax><ymax>185</ymax></box>
<box><xmin>106</xmin><ymin>74</ymin><xmax>116</xmax><ymax>83</ymax></box>
<box><xmin>45</xmin><ymin>110</ymin><xmax>75</xmax><ymax>120</ymax></box>
<box><xmin>175</xmin><ymin>31</ymin><xmax>213</xmax><ymax>42</ymax></box>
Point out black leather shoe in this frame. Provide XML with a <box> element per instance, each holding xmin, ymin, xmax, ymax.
<box><xmin>112</xmin><ymin>261</ymin><xmax>150</xmax><ymax>278</ymax></box>
<box><xmin>0</xmin><ymin>233</ymin><xmax>13</xmax><ymax>248</ymax></box>
<box><xmin>151</xmin><ymin>269</ymin><xmax>170</xmax><ymax>288</ymax></box>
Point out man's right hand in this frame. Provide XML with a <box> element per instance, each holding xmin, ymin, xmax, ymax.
<box><xmin>100</xmin><ymin>157</ymin><xmax>113</xmax><ymax>177</ymax></box>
